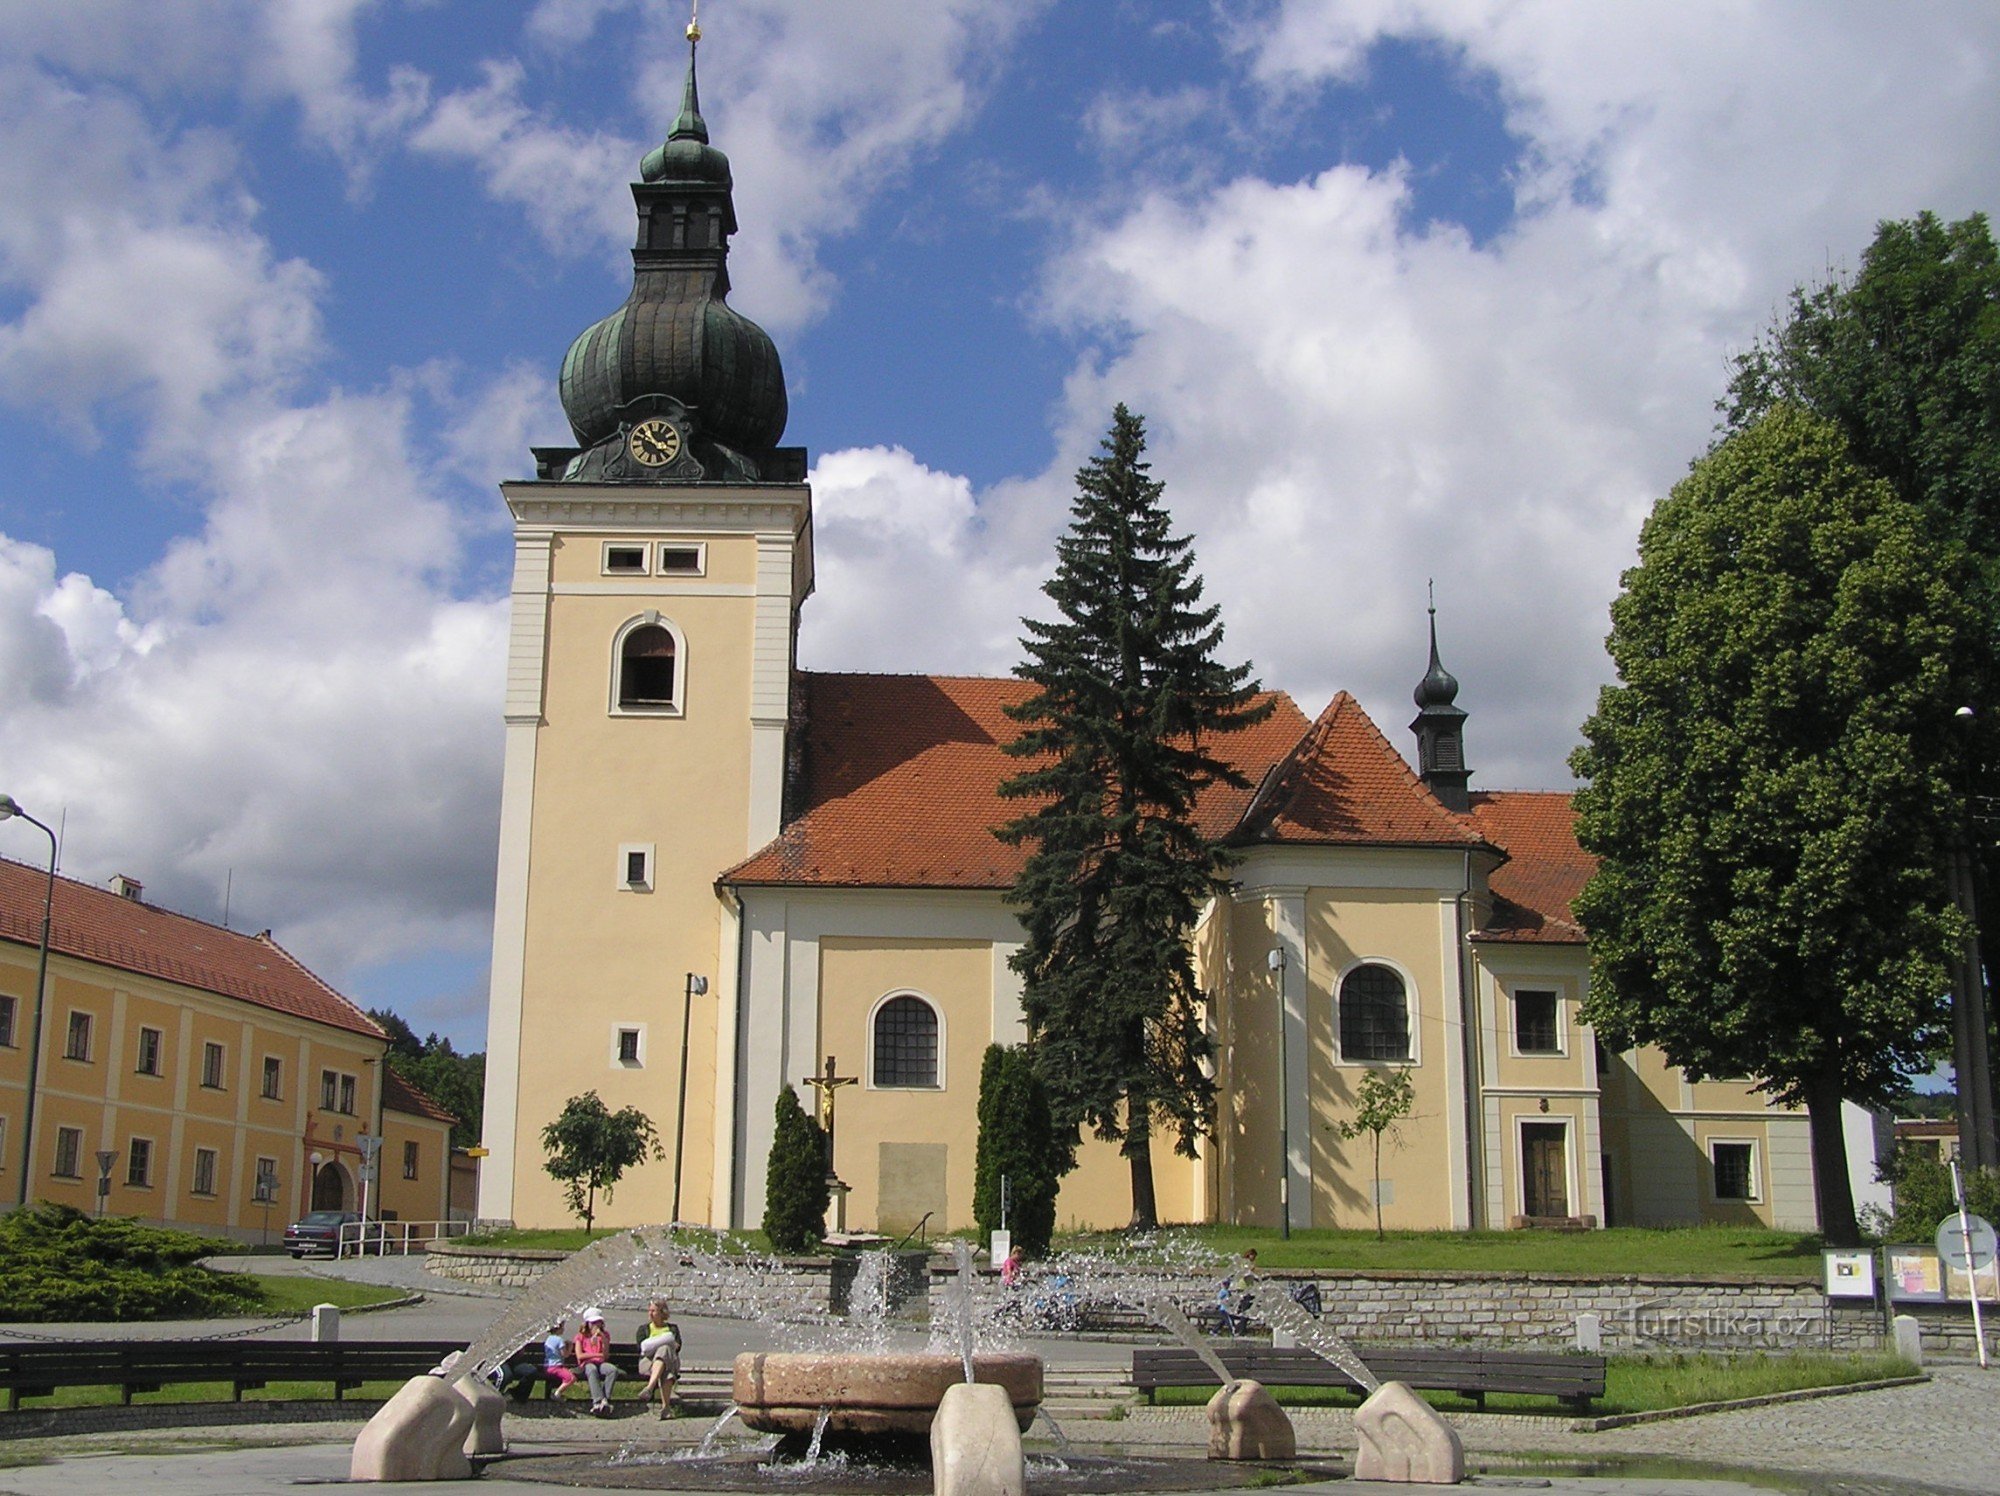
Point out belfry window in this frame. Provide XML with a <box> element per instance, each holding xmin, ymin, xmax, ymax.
<box><xmin>872</xmin><ymin>995</ymin><xmax>941</xmax><ymax>1089</ymax></box>
<box><xmin>617</xmin><ymin>623</ymin><xmax>678</xmax><ymax>710</ymax></box>
<box><xmin>1339</xmin><ymin>964</ymin><xmax>1411</xmax><ymax>1062</ymax></box>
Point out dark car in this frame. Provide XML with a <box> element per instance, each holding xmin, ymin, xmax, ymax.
<box><xmin>284</xmin><ymin>1209</ymin><xmax>360</xmax><ymax>1257</ymax></box>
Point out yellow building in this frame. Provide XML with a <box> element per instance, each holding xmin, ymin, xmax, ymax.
<box><xmin>478</xmin><ymin>46</ymin><xmax>1816</xmax><ymax>1236</ymax></box>
<box><xmin>0</xmin><ymin>858</ymin><xmax>456</xmax><ymax>1240</ymax></box>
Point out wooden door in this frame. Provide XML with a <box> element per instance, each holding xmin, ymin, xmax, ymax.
<box><xmin>1521</xmin><ymin>1123</ymin><xmax>1569</xmax><ymax>1218</ymax></box>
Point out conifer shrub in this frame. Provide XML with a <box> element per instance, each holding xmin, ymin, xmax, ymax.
<box><xmin>973</xmin><ymin>1043</ymin><xmax>1063</xmax><ymax>1257</ymax></box>
<box><xmin>0</xmin><ymin>1203</ymin><xmax>265</xmax><ymax>1321</ymax></box>
<box><xmin>763</xmin><ymin>1084</ymin><xmax>829</xmax><ymax>1254</ymax></box>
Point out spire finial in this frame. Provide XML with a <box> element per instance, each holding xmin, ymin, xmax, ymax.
<box><xmin>686</xmin><ymin>0</ymin><xmax>700</xmax><ymax>44</ymax></box>
<box><xmin>670</xmin><ymin>1</ymin><xmax>708</xmax><ymax>144</ymax></box>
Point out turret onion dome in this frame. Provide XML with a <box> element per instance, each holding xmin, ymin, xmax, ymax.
<box><xmin>554</xmin><ymin>33</ymin><xmax>788</xmax><ymax>477</ymax></box>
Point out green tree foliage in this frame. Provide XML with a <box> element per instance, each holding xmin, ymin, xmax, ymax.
<box><xmin>973</xmin><ymin>1044</ymin><xmax>1063</xmax><ymax>1256</ymax></box>
<box><xmin>998</xmin><ymin>405</ymin><xmax>1271</xmax><ymax>1231</ymax></box>
<box><xmin>762</xmin><ymin>1084</ymin><xmax>828</xmax><ymax>1254</ymax></box>
<box><xmin>1869</xmin><ymin>1149</ymin><xmax>2000</xmax><ymax>1244</ymax></box>
<box><xmin>1573</xmin><ymin>405</ymin><xmax>1980</xmax><ymax>1244</ymax></box>
<box><xmin>368</xmin><ymin>1007</ymin><xmax>486</xmax><ymax>1149</ymax></box>
<box><xmin>540</xmin><ymin>1091</ymin><xmax>663</xmax><ymax>1236</ymax></box>
<box><xmin>0</xmin><ymin>1204</ymin><xmax>265</xmax><ymax>1321</ymax></box>
<box><xmin>1334</xmin><ymin>1066</ymin><xmax>1415</xmax><ymax>1240</ymax></box>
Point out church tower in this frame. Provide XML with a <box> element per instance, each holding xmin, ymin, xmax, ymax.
<box><xmin>479</xmin><ymin>23</ymin><xmax>810</xmax><ymax>1226</ymax></box>
<box><xmin>1410</xmin><ymin>598</ymin><xmax>1472</xmax><ymax>812</ymax></box>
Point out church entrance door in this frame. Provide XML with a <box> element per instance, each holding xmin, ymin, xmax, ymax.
<box><xmin>1520</xmin><ymin>1123</ymin><xmax>1568</xmax><ymax>1218</ymax></box>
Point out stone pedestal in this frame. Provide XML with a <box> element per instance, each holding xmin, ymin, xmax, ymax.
<box><xmin>1205</xmin><ymin>1379</ymin><xmax>1296</xmax><ymax>1461</ymax></box>
<box><xmin>1354</xmin><ymin>1380</ymin><xmax>1463</xmax><ymax>1484</ymax></box>
<box><xmin>931</xmin><ymin>1381</ymin><xmax>1026</xmax><ymax>1496</ymax></box>
<box><xmin>456</xmin><ymin>1373</ymin><xmax>507</xmax><ymax>1456</ymax></box>
<box><xmin>311</xmin><ymin>1303</ymin><xmax>341</xmax><ymax>1342</ymax></box>
<box><xmin>350</xmin><ymin>1374</ymin><xmax>474</xmax><ymax>1482</ymax></box>
<box><xmin>1892</xmin><ymin>1313</ymin><xmax>1924</xmax><ymax>1367</ymax></box>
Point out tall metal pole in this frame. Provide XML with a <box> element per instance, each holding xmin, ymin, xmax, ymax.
<box><xmin>1</xmin><ymin>795</ymin><xmax>59</xmax><ymax>1210</ymax></box>
<box><xmin>1267</xmin><ymin>946</ymin><xmax>1290</xmax><ymax>1240</ymax></box>
<box><xmin>671</xmin><ymin>973</ymin><xmax>706</xmax><ymax>1225</ymax></box>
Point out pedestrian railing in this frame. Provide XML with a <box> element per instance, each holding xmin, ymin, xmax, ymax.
<box><xmin>336</xmin><ymin>1218</ymin><xmax>472</xmax><ymax>1258</ymax></box>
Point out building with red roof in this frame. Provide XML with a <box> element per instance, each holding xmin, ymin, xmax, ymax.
<box><xmin>476</xmin><ymin>51</ymin><xmax>1811</xmax><ymax>1235</ymax></box>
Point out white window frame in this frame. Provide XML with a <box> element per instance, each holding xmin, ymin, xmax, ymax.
<box><xmin>254</xmin><ymin>1156</ymin><xmax>280</xmax><ymax>1202</ymax></box>
<box><xmin>655</xmin><ymin>541</ymin><xmax>708</xmax><ymax>576</ymax></box>
<box><xmin>192</xmin><ymin>1147</ymin><xmax>218</xmax><ymax>1197</ymax></box>
<box><xmin>0</xmin><ymin>1114</ymin><xmax>7</xmax><ymax>1170</ymax></box>
<box><xmin>867</xmin><ymin>990</ymin><xmax>946</xmax><ymax>1091</ymax></box>
<box><xmin>617</xmin><ymin>843</ymin><xmax>656</xmax><ymax>892</ymax></box>
<box><xmin>0</xmin><ymin>992</ymin><xmax>15</xmax><ymax>1047</ymax></box>
<box><xmin>127</xmin><ymin>1136</ymin><xmax>154</xmax><ymax>1188</ymax></box>
<box><xmin>262</xmin><ymin>1054</ymin><xmax>283</xmax><ymax>1100</ymax></box>
<box><xmin>53</xmin><ymin>1126</ymin><xmax>82</xmax><ymax>1179</ymax></box>
<box><xmin>1508</xmin><ymin>987</ymin><xmax>1567</xmax><ymax>1058</ymax></box>
<box><xmin>612</xmin><ymin>1024</ymin><xmax>647</xmax><ymax>1069</ymax></box>
<box><xmin>601</xmin><ymin>540</ymin><xmax>651</xmax><ymax>576</ymax></box>
<box><xmin>63</xmin><ymin>1009</ymin><xmax>93</xmax><ymax>1062</ymax></box>
<box><xmin>135</xmin><ymin>1025</ymin><xmax>165</xmax><ymax>1077</ymax></box>
<box><xmin>1708</xmin><ymin>1137</ymin><xmax>1762</xmax><ymax>1203</ymax></box>
<box><xmin>609</xmin><ymin>612</ymin><xmax>688</xmax><ymax>717</ymax></box>
<box><xmin>1512</xmin><ymin>1114</ymin><xmax>1576</xmax><ymax>1220</ymax></box>
<box><xmin>1332</xmin><ymin>958</ymin><xmax>1421</xmax><ymax>1066</ymax></box>
<box><xmin>402</xmin><ymin>1139</ymin><xmax>420</xmax><ymax>1180</ymax></box>
<box><xmin>201</xmin><ymin>1040</ymin><xmax>227</xmax><ymax>1090</ymax></box>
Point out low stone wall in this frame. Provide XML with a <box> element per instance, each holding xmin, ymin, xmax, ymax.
<box><xmin>423</xmin><ymin>1243</ymin><xmax>841</xmax><ymax>1312</ymax></box>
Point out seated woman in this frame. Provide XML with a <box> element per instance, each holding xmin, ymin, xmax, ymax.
<box><xmin>636</xmin><ymin>1297</ymin><xmax>682</xmax><ymax>1418</ymax></box>
<box><xmin>573</xmin><ymin>1308</ymin><xmax>618</xmax><ymax>1415</ymax></box>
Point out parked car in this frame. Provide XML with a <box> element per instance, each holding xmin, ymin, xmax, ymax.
<box><xmin>284</xmin><ymin>1209</ymin><xmax>361</xmax><ymax>1257</ymax></box>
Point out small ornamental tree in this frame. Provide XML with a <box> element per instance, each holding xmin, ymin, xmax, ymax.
<box><xmin>540</xmin><ymin>1091</ymin><xmax>663</xmax><ymax>1237</ymax></box>
<box><xmin>763</xmin><ymin>1084</ymin><xmax>829</xmax><ymax>1254</ymax></box>
<box><xmin>1334</xmin><ymin>1066</ymin><xmax>1415</xmax><ymax>1240</ymax></box>
<box><xmin>973</xmin><ymin>1044</ymin><xmax>1063</xmax><ymax>1257</ymax></box>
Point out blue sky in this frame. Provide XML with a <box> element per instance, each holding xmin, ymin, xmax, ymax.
<box><xmin>2</xmin><ymin>1</ymin><xmax>1997</xmax><ymax>1050</ymax></box>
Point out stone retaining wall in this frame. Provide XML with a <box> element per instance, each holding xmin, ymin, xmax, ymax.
<box><xmin>423</xmin><ymin>1243</ymin><xmax>840</xmax><ymax>1310</ymax></box>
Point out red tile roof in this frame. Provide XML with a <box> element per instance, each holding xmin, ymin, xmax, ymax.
<box><xmin>0</xmin><ymin>857</ymin><xmax>386</xmax><ymax>1039</ymax></box>
<box><xmin>1236</xmin><ymin>692</ymin><xmax>1491</xmax><ymax>850</ymax></box>
<box><xmin>383</xmin><ymin>1066</ymin><xmax>458</xmax><ymax>1125</ymax></box>
<box><xmin>724</xmin><ymin>673</ymin><xmax>1310</xmax><ymax>889</ymax></box>
<box><xmin>1464</xmin><ymin>791</ymin><xmax>1592</xmax><ymax>944</ymax></box>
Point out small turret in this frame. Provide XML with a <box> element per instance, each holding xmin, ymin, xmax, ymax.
<box><xmin>1410</xmin><ymin>592</ymin><xmax>1471</xmax><ymax>811</ymax></box>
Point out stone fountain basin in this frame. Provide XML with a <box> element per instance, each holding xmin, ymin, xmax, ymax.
<box><xmin>732</xmin><ymin>1351</ymin><xmax>1043</xmax><ymax>1436</ymax></box>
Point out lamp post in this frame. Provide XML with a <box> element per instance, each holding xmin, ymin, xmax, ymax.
<box><xmin>1266</xmin><ymin>946</ymin><xmax>1291</xmax><ymax>1240</ymax></box>
<box><xmin>670</xmin><ymin>973</ymin><xmax>708</xmax><ymax>1226</ymax></box>
<box><xmin>0</xmin><ymin>793</ymin><xmax>58</xmax><ymax>1209</ymax></box>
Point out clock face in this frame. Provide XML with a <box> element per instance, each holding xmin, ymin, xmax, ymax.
<box><xmin>628</xmin><ymin>418</ymin><xmax>682</xmax><ymax>468</ymax></box>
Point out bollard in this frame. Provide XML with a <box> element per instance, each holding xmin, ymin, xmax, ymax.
<box><xmin>1575</xmin><ymin>1311</ymin><xmax>1601</xmax><ymax>1353</ymax></box>
<box><xmin>1891</xmin><ymin>1313</ymin><xmax>1922</xmax><ymax>1367</ymax></box>
<box><xmin>313</xmin><ymin>1303</ymin><xmax>342</xmax><ymax>1342</ymax></box>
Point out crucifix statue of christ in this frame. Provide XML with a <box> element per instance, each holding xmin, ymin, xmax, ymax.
<box><xmin>803</xmin><ymin>1054</ymin><xmax>858</xmax><ymax>1177</ymax></box>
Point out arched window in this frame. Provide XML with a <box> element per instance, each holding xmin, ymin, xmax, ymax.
<box><xmin>1339</xmin><ymin>964</ymin><xmax>1410</xmax><ymax>1062</ymax></box>
<box><xmin>872</xmin><ymin>994</ymin><xmax>941</xmax><ymax>1089</ymax></box>
<box><xmin>611</xmin><ymin>615</ymin><xmax>684</xmax><ymax>713</ymax></box>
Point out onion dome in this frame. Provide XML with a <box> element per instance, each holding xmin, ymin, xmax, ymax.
<box><xmin>1410</xmin><ymin>593</ymin><xmax>1472</xmax><ymax>811</ymax></box>
<box><xmin>555</xmin><ymin>33</ymin><xmax>788</xmax><ymax>477</ymax></box>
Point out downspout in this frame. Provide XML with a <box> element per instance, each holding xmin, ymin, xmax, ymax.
<box><xmin>1457</xmin><ymin>850</ymin><xmax>1483</xmax><ymax>1229</ymax></box>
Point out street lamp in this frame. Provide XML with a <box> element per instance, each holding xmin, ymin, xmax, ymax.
<box><xmin>0</xmin><ymin>793</ymin><xmax>58</xmax><ymax>1209</ymax></box>
<box><xmin>1267</xmin><ymin>946</ymin><xmax>1291</xmax><ymax>1241</ymax></box>
<box><xmin>671</xmin><ymin>973</ymin><xmax>708</xmax><ymax>1226</ymax></box>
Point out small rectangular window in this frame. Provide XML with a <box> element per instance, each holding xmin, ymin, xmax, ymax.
<box><xmin>603</xmin><ymin>543</ymin><xmax>649</xmax><ymax>575</ymax></box>
<box><xmin>340</xmin><ymin>1073</ymin><xmax>357</xmax><ymax>1115</ymax></box>
<box><xmin>0</xmin><ymin>993</ymin><xmax>15</xmax><ymax>1047</ymax></box>
<box><xmin>1514</xmin><ymin>991</ymin><xmax>1561</xmax><ymax>1055</ymax></box>
<box><xmin>254</xmin><ymin>1157</ymin><xmax>280</xmax><ymax>1201</ymax></box>
<box><xmin>1712</xmin><ymin>1141</ymin><xmax>1757</xmax><ymax>1201</ymax></box>
<box><xmin>53</xmin><ymin>1127</ymin><xmax>82</xmax><ymax>1178</ymax></box>
<box><xmin>136</xmin><ymin>1026</ymin><xmax>164</xmax><ymax>1076</ymax></box>
<box><xmin>202</xmin><ymin>1040</ymin><xmax>226</xmax><ymax>1089</ymax></box>
<box><xmin>0</xmin><ymin>1115</ymin><xmax>7</xmax><ymax>1169</ymax></box>
<box><xmin>127</xmin><ymin>1138</ymin><xmax>153</xmax><ymax>1188</ymax></box>
<box><xmin>617</xmin><ymin>1028</ymin><xmax>642</xmax><ymax>1065</ymax></box>
<box><xmin>403</xmin><ymin>1140</ymin><xmax>420</xmax><ymax>1180</ymax></box>
<box><xmin>262</xmin><ymin>1055</ymin><xmax>283</xmax><ymax>1100</ymax></box>
<box><xmin>617</xmin><ymin>843</ymin><xmax>655</xmax><ymax>891</ymax></box>
<box><xmin>64</xmin><ymin>1011</ymin><xmax>92</xmax><ymax>1062</ymax></box>
<box><xmin>657</xmin><ymin>543</ymin><xmax>706</xmax><ymax>575</ymax></box>
<box><xmin>192</xmin><ymin>1147</ymin><xmax>218</xmax><ymax>1196</ymax></box>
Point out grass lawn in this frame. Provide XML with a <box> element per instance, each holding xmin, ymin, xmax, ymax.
<box><xmin>1148</xmin><ymin>1352</ymin><xmax>1916</xmax><ymax>1417</ymax></box>
<box><xmin>236</xmin><ymin>1274</ymin><xmax>409</xmax><ymax>1314</ymax></box>
<box><xmin>1089</xmin><ymin>1225</ymin><xmax>1828</xmax><ymax>1279</ymax></box>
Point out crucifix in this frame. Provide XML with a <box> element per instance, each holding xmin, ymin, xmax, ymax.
<box><xmin>802</xmin><ymin>1054</ymin><xmax>858</xmax><ymax>1177</ymax></box>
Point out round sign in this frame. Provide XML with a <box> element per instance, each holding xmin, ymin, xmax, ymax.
<box><xmin>1936</xmin><ymin>1213</ymin><xmax>1998</xmax><ymax>1272</ymax></box>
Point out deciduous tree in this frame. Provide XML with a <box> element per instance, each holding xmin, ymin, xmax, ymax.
<box><xmin>1572</xmin><ymin>405</ymin><xmax>1979</xmax><ymax>1244</ymax></box>
<box><xmin>540</xmin><ymin>1091</ymin><xmax>662</xmax><ymax>1236</ymax></box>
<box><xmin>998</xmin><ymin>404</ymin><xmax>1270</xmax><ymax>1230</ymax></box>
<box><xmin>1334</xmin><ymin>1066</ymin><xmax>1414</xmax><ymax>1240</ymax></box>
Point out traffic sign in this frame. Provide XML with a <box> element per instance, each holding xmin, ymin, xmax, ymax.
<box><xmin>1936</xmin><ymin>1213</ymin><xmax>1997</xmax><ymax>1273</ymax></box>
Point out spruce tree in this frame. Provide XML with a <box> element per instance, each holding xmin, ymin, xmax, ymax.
<box><xmin>973</xmin><ymin>1044</ymin><xmax>1062</xmax><ymax>1256</ymax></box>
<box><xmin>997</xmin><ymin>404</ymin><xmax>1270</xmax><ymax>1230</ymax></box>
<box><xmin>762</xmin><ymin>1085</ymin><xmax>828</xmax><ymax>1254</ymax></box>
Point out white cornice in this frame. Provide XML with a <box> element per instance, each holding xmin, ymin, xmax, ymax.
<box><xmin>502</xmin><ymin>481</ymin><xmax>810</xmax><ymax>533</ymax></box>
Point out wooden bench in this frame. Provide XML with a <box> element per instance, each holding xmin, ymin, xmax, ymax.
<box><xmin>0</xmin><ymin>1339</ymin><xmax>468</xmax><ymax>1409</ymax></box>
<box><xmin>1130</xmin><ymin>1344</ymin><xmax>1605</xmax><ymax>1411</ymax></box>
